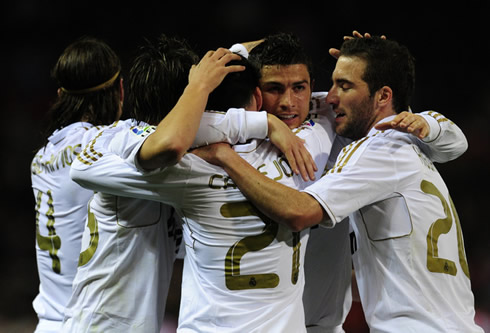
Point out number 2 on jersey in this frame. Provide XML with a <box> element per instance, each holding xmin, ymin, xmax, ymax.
<box><xmin>422</xmin><ymin>180</ymin><xmax>470</xmax><ymax>279</ymax></box>
<box><xmin>221</xmin><ymin>202</ymin><xmax>301</xmax><ymax>290</ymax></box>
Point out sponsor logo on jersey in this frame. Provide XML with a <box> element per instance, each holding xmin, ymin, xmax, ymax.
<box><xmin>131</xmin><ymin>126</ymin><xmax>155</xmax><ymax>137</ymax></box>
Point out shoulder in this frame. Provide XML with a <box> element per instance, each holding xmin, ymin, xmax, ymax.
<box><xmin>328</xmin><ymin>131</ymin><xmax>400</xmax><ymax>173</ymax></box>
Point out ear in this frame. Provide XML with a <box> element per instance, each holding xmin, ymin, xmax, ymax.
<box><xmin>253</xmin><ymin>86</ymin><xmax>263</xmax><ymax>111</ymax></box>
<box><xmin>376</xmin><ymin>86</ymin><xmax>392</xmax><ymax>109</ymax></box>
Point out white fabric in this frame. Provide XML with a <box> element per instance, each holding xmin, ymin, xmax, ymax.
<box><xmin>304</xmin><ymin>116</ymin><xmax>482</xmax><ymax>332</ymax></box>
<box><xmin>70</xmin><ymin>106</ymin><xmax>337</xmax><ymax>332</ymax></box>
<box><xmin>31</xmin><ymin>122</ymin><xmax>98</xmax><ymax>332</ymax></box>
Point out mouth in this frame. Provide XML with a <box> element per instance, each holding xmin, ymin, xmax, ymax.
<box><xmin>278</xmin><ymin>114</ymin><xmax>298</xmax><ymax>120</ymax></box>
<box><xmin>335</xmin><ymin>112</ymin><xmax>346</xmax><ymax>119</ymax></box>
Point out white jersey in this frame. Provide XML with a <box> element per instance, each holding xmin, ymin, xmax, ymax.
<box><xmin>62</xmin><ymin>175</ymin><xmax>179</xmax><ymax>332</ymax></box>
<box><xmin>63</xmin><ymin>110</ymin><xmax>271</xmax><ymax>332</ymax></box>
<box><xmin>70</xmin><ymin>107</ymin><xmax>337</xmax><ymax>332</ymax></box>
<box><xmin>304</xmin><ymin>116</ymin><xmax>482</xmax><ymax>333</ymax></box>
<box><xmin>31</xmin><ymin>122</ymin><xmax>103</xmax><ymax>333</ymax></box>
<box><xmin>302</xmin><ymin>109</ymin><xmax>469</xmax><ymax>333</ymax></box>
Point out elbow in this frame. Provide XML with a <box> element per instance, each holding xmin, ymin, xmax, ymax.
<box><xmin>460</xmin><ymin>136</ymin><xmax>469</xmax><ymax>155</ymax></box>
<box><xmin>282</xmin><ymin>196</ymin><xmax>323</xmax><ymax>232</ymax></box>
<box><xmin>69</xmin><ymin>166</ymin><xmax>83</xmax><ymax>185</ymax></box>
<box><xmin>157</xmin><ymin>136</ymin><xmax>188</xmax><ymax>164</ymax></box>
<box><xmin>140</xmin><ymin>137</ymin><xmax>188</xmax><ymax>169</ymax></box>
<box><xmin>69</xmin><ymin>167</ymin><xmax>91</xmax><ymax>190</ymax></box>
<box><xmin>286</xmin><ymin>219</ymin><xmax>309</xmax><ymax>232</ymax></box>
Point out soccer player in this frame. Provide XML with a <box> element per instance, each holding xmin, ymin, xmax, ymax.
<box><xmin>231</xmin><ymin>32</ymin><xmax>469</xmax><ymax>333</ymax></box>
<box><xmin>71</xmin><ymin>43</ymin><xmax>466</xmax><ymax>333</ymax></box>
<box><xmin>30</xmin><ymin>36</ymin><xmax>123</xmax><ymax>333</ymax></box>
<box><xmin>62</xmin><ymin>35</ymin><xmax>298</xmax><ymax>332</ymax></box>
<box><xmin>193</xmin><ymin>36</ymin><xmax>483</xmax><ymax>333</ymax></box>
<box><xmin>70</xmin><ymin>53</ymin><xmax>333</xmax><ymax>332</ymax></box>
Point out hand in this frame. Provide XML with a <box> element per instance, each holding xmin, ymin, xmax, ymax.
<box><xmin>375</xmin><ymin>111</ymin><xmax>430</xmax><ymax>139</ymax></box>
<box><xmin>188</xmin><ymin>48</ymin><xmax>245</xmax><ymax>95</ymax></box>
<box><xmin>267</xmin><ymin>114</ymin><xmax>317</xmax><ymax>181</ymax></box>
<box><xmin>329</xmin><ymin>30</ymin><xmax>388</xmax><ymax>59</ymax></box>
<box><xmin>191</xmin><ymin>142</ymin><xmax>235</xmax><ymax>167</ymax></box>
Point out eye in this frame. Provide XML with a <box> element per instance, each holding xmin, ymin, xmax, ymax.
<box><xmin>263</xmin><ymin>84</ymin><xmax>284</xmax><ymax>94</ymax></box>
<box><xmin>339</xmin><ymin>82</ymin><xmax>352</xmax><ymax>91</ymax></box>
<box><xmin>293</xmin><ymin>84</ymin><xmax>307</xmax><ymax>93</ymax></box>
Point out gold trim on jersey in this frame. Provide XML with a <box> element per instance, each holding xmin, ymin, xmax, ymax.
<box><xmin>327</xmin><ymin>136</ymin><xmax>370</xmax><ymax>174</ymax></box>
<box><xmin>77</xmin><ymin>131</ymin><xmax>104</xmax><ymax>165</ymax></box>
<box><xmin>76</xmin><ymin>122</ymin><xmax>118</xmax><ymax>165</ymax></box>
<box><xmin>427</xmin><ymin>110</ymin><xmax>453</xmax><ymax>124</ymax></box>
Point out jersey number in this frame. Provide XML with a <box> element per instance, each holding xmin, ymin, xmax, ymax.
<box><xmin>35</xmin><ymin>190</ymin><xmax>61</xmax><ymax>274</ymax></box>
<box><xmin>421</xmin><ymin>180</ymin><xmax>470</xmax><ymax>278</ymax></box>
<box><xmin>221</xmin><ymin>202</ymin><xmax>301</xmax><ymax>290</ymax></box>
<box><xmin>78</xmin><ymin>205</ymin><xmax>99</xmax><ymax>266</ymax></box>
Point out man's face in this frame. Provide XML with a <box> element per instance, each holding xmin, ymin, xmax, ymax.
<box><xmin>259</xmin><ymin>64</ymin><xmax>312</xmax><ymax>129</ymax></box>
<box><xmin>326</xmin><ymin>56</ymin><xmax>377</xmax><ymax>141</ymax></box>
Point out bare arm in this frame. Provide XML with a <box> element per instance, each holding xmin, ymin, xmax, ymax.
<box><xmin>138</xmin><ymin>49</ymin><xmax>244</xmax><ymax>170</ymax></box>
<box><xmin>192</xmin><ymin>143</ymin><xmax>326</xmax><ymax>231</ymax></box>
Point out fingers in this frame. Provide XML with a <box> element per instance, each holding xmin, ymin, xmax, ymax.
<box><xmin>374</xmin><ymin>121</ymin><xmax>393</xmax><ymax>131</ymax></box>
<box><xmin>374</xmin><ymin>112</ymin><xmax>430</xmax><ymax>139</ymax></box>
<box><xmin>208</xmin><ymin>48</ymin><xmax>245</xmax><ymax>73</ymax></box>
<box><xmin>292</xmin><ymin>139</ymin><xmax>317</xmax><ymax>182</ymax></box>
<box><xmin>329</xmin><ymin>48</ymin><xmax>341</xmax><ymax>59</ymax></box>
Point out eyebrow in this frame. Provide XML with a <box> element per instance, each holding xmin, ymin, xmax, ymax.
<box><xmin>262</xmin><ymin>80</ymin><xmax>309</xmax><ymax>86</ymax></box>
<box><xmin>333</xmin><ymin>78</ymin><xmax>353</xmax><ymax>86</ymax></box>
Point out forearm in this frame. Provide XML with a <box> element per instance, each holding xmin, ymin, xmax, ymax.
<box><xmin>220</xmin><ymin>151</ymin><xmax>324</xmax><ymax>231</ymax></box>
<box><xmin>192</xmin><ymin>110</ymin><xmax>268</xmax><ymax>148</ymax></box>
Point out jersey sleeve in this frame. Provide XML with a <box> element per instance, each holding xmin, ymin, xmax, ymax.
<box><xmin>413</xmin><ymin>111</ymin><xmax>468</xmax><ymax>163</ymax></box>
<box><xmin>191</xmin><ymin>109</ymin><xmax>268</xmax><ymax>148</ymax></box>
<box><xmin>303</xmin><ymin>135</ymin><xmax>404</xmax><ymax>227</ymax></box>
<box><xmin>70</xmin><ymin>122</ymin><xmax>183</xmax><ymax>206</ymax></box>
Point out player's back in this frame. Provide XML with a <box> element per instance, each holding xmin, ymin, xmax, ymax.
<box><xmin>62</xmin><ymin>190</ymin><xmax>179</xmax><ymax>332</ymax></box>
<box><xmin>31</xmin><ymin>122</ymin><xmax>98</xmax><ymax>332</ymax></box>
<box><xmin>176</xmin><ymin>142</ymin><xmax>308</xmax><ymax>333</ymax></box>
<box><xmin>178</xmin><ymin>115</ymin><xmax>333</xmax><ymax>333</ymax></box>
<box><xmin>62</xmin><ymin>119</ymin><xmax>180</xmax><ymax>333</ymax></box>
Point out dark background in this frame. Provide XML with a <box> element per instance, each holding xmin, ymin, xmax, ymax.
<box><xmin>1</xmin><ymin>1</ymin><xmax>489</xmax><ymax>332</ymax></box>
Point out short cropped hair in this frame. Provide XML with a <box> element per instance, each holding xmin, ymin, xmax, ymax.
<box><xmin>340</xmin><ymin>37</ymin><xmax>416</xmax><ymax>113</ymax></box>
<box><xmin>249</xmin><ymin>32</ymin><xmax>313</xmax><ymax>81</ymax></box>
<box><xmin>206</xmin><ymin>54</ymin><xmax>261</xmax><ymax>111</ymax></box>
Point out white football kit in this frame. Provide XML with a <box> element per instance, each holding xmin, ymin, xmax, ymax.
<box><xmin>304</xmin><ymin>115</ymin><xmax>482</xmax><ymax>333</ymax></box>
<box><xmin>302</xmin><ymin>110</ymin><xmax>470</xmax><ymax>333</ymax></box>
<box><xmin>70</xmin><ymin>104</ymin><xmax>336</xmax><ymax>333</ymax></box>
<box><xmin>62</xmin><ymin>110</ymin><xmax>272</xmax><ymax>333</ymax></box>
<box><xmin>31</xmin><ymin>122</ymin><xmax>102</xmax><ymax>333</ymax></box>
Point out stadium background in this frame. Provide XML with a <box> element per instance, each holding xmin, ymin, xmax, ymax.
<box><xmin>1</xmin><ymin>1</ymin><xmax>488</xmax><ymax>332</ymax></box>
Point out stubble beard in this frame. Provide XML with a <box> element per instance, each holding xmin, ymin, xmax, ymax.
<box><xmin>335</xmin><ymin>97</ymin><xmax>375</xmax><ymax>141</ymax></box>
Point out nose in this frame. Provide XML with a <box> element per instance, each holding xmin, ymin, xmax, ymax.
<box><xmin>279</xmin><ymin>89</ymin><xmax>295</xmax><ymax>110</ymax></box>
<box><xmin>326</xmin><ymin>87</ymin><xmax>339</xmax><ymax>107</ymax></box>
